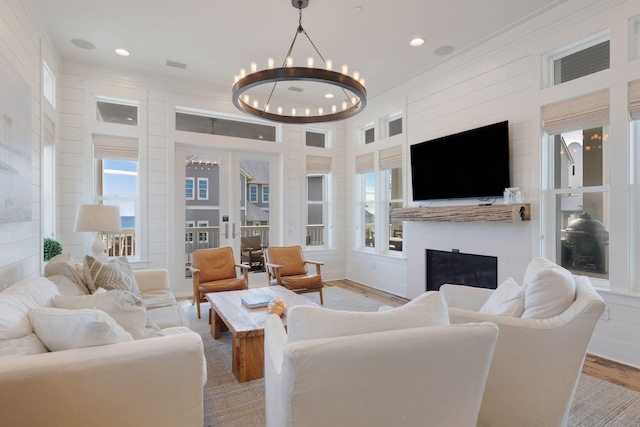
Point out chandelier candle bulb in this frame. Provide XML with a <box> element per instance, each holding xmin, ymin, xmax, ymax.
<box><xmin>326</xmin><ymin>59</ymin><xmax>332</xmax><ymax>70</ymax></box>
<box><xmin>234</xmin><ymin>75</ymin><xmax>240</xmax><ymax>84</ymax></box>
<box><xmin>291</xmin><ymin>108</ymin><xmax>296</xmax><ymax>116</ymax></box>
<box><xmin>240</xmin><ymin>68</ymin><xmax>246</xmax><ymax>78</ymax></box>
<box><xmin>277</xmin><ymin>107</ymin><xmax>283</xmax><ymax>114</ymax></box>
<box><xmin>332</xmin><ymin>105</ymin><xmax>337</xmax><ymax>113</ymax></box>
<box><xmin>265</xmin><ymin>105</ymin><xmax>270</xmax><ymax>112</ymax></box>
<box><xmin>268</xmin><ymin>58</ymin><xmax>275</xmax><ymax>69</ymax></box>
<box><xmin>342</xmin><ymin>101</ymin><xmax>347</xmax><ymax>110</ymax></box>
<box><xmin>251</xmin><ymin>62</ymin><xmax>257</xmax><ymax>73</ymax></box>
<box><xmin>307</xmin><ymin>57</ymin><xmax>314</xmax><ymax>67</ymax></box>
<box><xmin>286</xmin><ymin>56</ymin><xmax>293</xmax><ymax>67</ymax></box>
<box><xmin>353</xmin><ymin>71</ymin><xmax>360</xmax><ymax>80</ymax></box>
<box><xmin>318</xmin><ymin>107</ymin><xmax>323</xmax><ymax>115</ymax></box>
<box><xmin>305</xmin><ymin>108</ymin><xmax>310</xmax><ymax>116</ymax></box>
<box><xmin>243</xmin><ymin>94</ymin><xmax>250</xmax><ymax>104</ymax></box>
<box><xmin>253</xmin><ymin>100</ymin><xmax>259</xmax><ymax>108</ymax></box>
<box><xmin>342</xmin><ymin>64</ymin><xmax>348</xmax><ymax>74</ymax></box>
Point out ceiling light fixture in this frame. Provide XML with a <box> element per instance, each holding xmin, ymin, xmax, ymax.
<box><xmin>114</xmin><ymin>48</ymin><xmax>130</xmax><ymax>57</ymax></box>
<box><xmin>410</xmin><ymin>38</ymin><xmax>425</xmax><ymax>47</ymax></box>
<box><xmin>231</xmin><ymin>0</ymin><xmax>367</xmax><ymax>124</ymax></box>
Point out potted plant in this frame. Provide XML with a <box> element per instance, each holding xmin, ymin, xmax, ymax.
<box><xmin>43</xmin><ymin>237</ymin><xmax>63</xmax><ymax>262</ymax></box>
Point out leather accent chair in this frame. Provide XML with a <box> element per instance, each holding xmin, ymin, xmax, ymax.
<box><xmin>241</xmin><ymin>235</ymin><xmax>265</xmax><ymax>271</ymax></box>
<box><xmin>264</xmin><ymin>246</ymin><xmax>324</xmax><ymax>304</ymax></box>
<box><xmin>190</xmin><ymin>247</ymin><xmax>249</xmax><ymax>321</ymax></box>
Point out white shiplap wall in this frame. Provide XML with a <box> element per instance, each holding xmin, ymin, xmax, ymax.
<box><xmin>0</xmin><ymin>0</ymin><xmax>45</xmax><ymax>288</ymax></box>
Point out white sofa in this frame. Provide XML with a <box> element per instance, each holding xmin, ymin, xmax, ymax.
<box><xmin>440</xmin><ymin>258</ymin><xmax>606</xmax><ymax>427</ymax></box>
<box><xmin>264</xmin><ymin>291</ymin><xmax>499</xmax><ymax>427</ymax></box>
<box><xmin>0</xmin><ymin>260</ymin><xmax>206</xmax><ymax>427</ymax></box>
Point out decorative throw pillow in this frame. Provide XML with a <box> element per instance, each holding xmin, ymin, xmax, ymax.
<box><xmin>29</xmin><ymin>307</ymin><xmax>133</xmax><ymax>352</ymax></box>
<box><xmin>44</xmin><ymin>253</ymin><xmax>90</xmax><ymax>294</ymax></box>
<box><xmin>83</xmin><ymin>256</ymin><xmax>141</xmax><ymax>296</ymax></box>
<box><xmin>479</xmin><ymin>277</ymin><xmax>526</xmax><ymax>317</ymax></box>
<box><xmin>0</xmin><ymin>277</ymin><xmax>60</xmax><ymax>340</ymax></box>
<box><xmin>286</xmin><ymin>291</ymin><xmax>449</xmax><ymax>344</ymax></box>
<box><xmin>47</xmin><ymin>274</ymin><xmax>89</xmax><ymax>297</ymax></box>
<box><xmin>521</xmin><ymin>257</ymin><xmax>576</xmax><ymax>319</ymax></box>
<box><xmin>55</xmin><ymin>290</ymin><xmax>163</xmax><ymax>340</ymax></box>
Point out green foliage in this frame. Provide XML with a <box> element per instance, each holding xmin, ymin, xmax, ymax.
<box><xmin>43</xmin><ymin>237</ymin><xmax>63</xmax><ymax>262</ymax></box>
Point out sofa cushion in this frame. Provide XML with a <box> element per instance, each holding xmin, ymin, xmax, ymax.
<box><xmin>146</xmin><ymin>305</ymin><xmax>191</xmax><ymax>329</ymax></box>
<box><xmin>29</xmin><ymin>307</ymin><xmax>133</xmax><ymax>351</ymax></box>
<box><xmin>521</xmin><ymin>257</ymin><xmax>576</xmax><ymax>319</ymax></box>
<box><xmin>140</xmin><ymin>289</ymin><xmax>178</xmax><ymax>309</ymax></box>
<box><xmin>55</xmin><ymin>290</ymin><xmax>163</xmax><ymax>340</ymax></box>
<box><xmin>83</xmin><ymin>256</ymin><xmax>141</xmax><ymax>296</ymax></box>
<box><xmin>479</xmin><ymin>277</ymin><xmax>526</xmax><ymax>317</ymax></box>
<box><xmin>0</xmin><ymin>333</ymin><xmax>49</xmax><ymax>359</ymax></box>
<box><xmin>44</xmin><ymin>253</ymin><xmax>90</xmax><ymax>294</ymax></box>
<box><xmin>47</xmin><ymin>274</ymin><xmax>89</xmax><ymax>297</ymax></box>
<box><xmin>0</xmin><ymin>277</ymin><xmax>60</xmax><ymax>340</ymax></box>
<box><xmin>286</xmin><ymin>291</ymin><xmax>449</xmax><ymax>344</ymax></box>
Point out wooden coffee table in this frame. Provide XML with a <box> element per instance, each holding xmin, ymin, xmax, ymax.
<box><xmin>206</xmin><ymin>286</ymin><xmax>316</xmax><ymax>383</ymax></box>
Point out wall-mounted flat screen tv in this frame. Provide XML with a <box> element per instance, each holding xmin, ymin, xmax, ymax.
<box><xmin>410</xmin><ymin>121</ymin><xmax>510</xmax><ymax>201</ymax></box>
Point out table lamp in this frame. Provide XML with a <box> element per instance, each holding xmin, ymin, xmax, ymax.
<box><xmin>73</xmin><ymin>204</ymin><xmax>122</xmax><ymax>257</ymax></box>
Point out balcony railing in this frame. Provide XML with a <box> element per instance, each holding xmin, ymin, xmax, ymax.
<box><xmin>104</xmin><ymin>229</ymin><xmax>136</xmax><ymax>257</ymax></box>
<box><xmin>306</xmin><ymin>224</ymin><xmax>325</xmax><ymax>246</ymax></box>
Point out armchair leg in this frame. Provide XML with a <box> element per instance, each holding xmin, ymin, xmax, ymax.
<box><xmin>196</xmin><ymin>299</ymin><xmax>201</xmax><ymax>319</ymax></box>
<box><xmin>319</xmin><ymin>287</ymin><xmax>324</xmax><ymax>305</ymax></box>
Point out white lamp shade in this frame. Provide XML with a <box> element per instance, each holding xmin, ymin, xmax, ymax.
<box><xmin>74</xmin><ymin>205</ymin><xmax>122</xmax><ymax>233</ymax></box>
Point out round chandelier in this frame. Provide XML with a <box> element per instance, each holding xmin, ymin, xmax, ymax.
<box><xmin>231</xmin><ymin>0</ymin><xmax>367</xmax><ymax>124</ymax></box>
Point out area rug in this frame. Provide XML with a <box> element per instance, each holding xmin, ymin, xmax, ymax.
<box><xmin>183</xmin><ymin>286</ymin><xmax>640</xmax><ymax>427</ymax></box>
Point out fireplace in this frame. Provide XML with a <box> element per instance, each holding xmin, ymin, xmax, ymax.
<box><xmin>426</xmin><ymin>249</ymin><xmax>498</xmax><ymax>292</ymax></box>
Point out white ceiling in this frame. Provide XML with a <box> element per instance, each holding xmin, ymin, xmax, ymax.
<box><xmin>26</xmin><ymin>0</ymin><xmax>569</xmax><ymax>100</ymax></box>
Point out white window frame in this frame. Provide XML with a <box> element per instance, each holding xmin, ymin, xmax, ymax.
<box><xmin>305</xmin><ymin>128</ymin><xmax>330</xmax><ymax>148</ymax></box>
<box><xmin>197</xmin><ymin>177</ymin><xmax>209</xmax><ymax>200</ymax></box>
<box><xmin>541</xmin><ymin>29</ymin><xmax>610</xmax><ymax>88</ymax></box>
<box><xmin>383</xmin><ymin>113</ymin><xmax>403</xmax><ymax>139</ymax></box>
<box><xmin>262</xmin><ymin>185</ymin><xmax>270</xmax><ymax>203</ymax></box>
<box><xmin>249</xmin><ymin>184</ymin><xmax>258</xmax><ymax>203</ymax></box>
<box><xmin>305</xmin><ymin>174</ymin><xmax>329</xmax><ymax>248</ymax></box>
<box><xmin>185</xmin><ymin>220</ymin><xmax>195</xmax><ymax>243</ymax></box>
<box><xmin>197</xmin><ymin>220</ymin><xmax>209</xmax><ymax>243</ymax></box>
<box><xmin>357</xmin><ymin>171</ymin><xmax>376</xmax><ymax>250</ymax></box>
<box><xmin>43</xmin><ymin>60</ymin><xmax>56</xmax><ymax>108</ymax></box>
<box><xmin>186</xmin><ymin>178</ymin><xmax>195</xmax><ymax>200</ymax></box>
<box><xmin>362</xmin><ymin>122</ymin><xmax>376</xmax><ymax>145</ymax></box>
<box><xmin>382</xmin><ymin>167</ymin><xmax>403</xmax><ymax>254</ymax></box>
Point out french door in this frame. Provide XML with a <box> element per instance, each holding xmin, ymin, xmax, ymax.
<box><xmin>174</xmin><ymin>144</ymin><xmax>279</xmax><ymax>295</ymax></box>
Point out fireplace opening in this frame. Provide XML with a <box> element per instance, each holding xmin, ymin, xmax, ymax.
<box><xmin>426</xmin><ymin>249</ymin><xmax>498</xmax><ymax>292</ymax></box>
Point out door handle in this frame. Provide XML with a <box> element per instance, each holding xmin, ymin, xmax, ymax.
<box><xmin>224</xmin><ymin>223</ymin><xmax>229</xmax><ymax>239</ymax></box>
<box><xmin>232</xmin><ymin>223</ymin><xmax>237</xmax><ymax>238</ymax></box>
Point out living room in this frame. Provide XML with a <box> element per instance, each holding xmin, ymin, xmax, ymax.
<box><xmin>1</xmin><ymin>0</ymin><xmax>640</xmax><ymax>421</ymax></box>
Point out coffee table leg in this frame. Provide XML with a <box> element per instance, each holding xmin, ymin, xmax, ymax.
<box><xmin>211</xmin><ymin>310</ymin><xmax>228</xmax><ymax>339</ymax></box>
<box><xmin>232</xmin><ymin>333</ymin><xmax>265</xmax><ymax>383</ymax></box>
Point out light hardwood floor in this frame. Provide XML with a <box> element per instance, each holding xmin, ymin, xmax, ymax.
<box><xmin>327</xmin><ymin>279</ymin><xmax>640</xmax><ymax>393</ymax></box>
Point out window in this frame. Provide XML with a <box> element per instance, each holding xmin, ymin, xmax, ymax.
<box><xmin>185</xmin><ymin>221</ymin><xmax>195</xmax><ymax>243</ymax></box>
<box><xmin>387</xmin><ymin>116</ymin><xmax>402</xmax><ymax>138</ymax></box>
<box><xmin>249</xmin><ymin>185</ymin><xmax>258</xmax><ymax>203</ymax></box>
<box><xmin>96</xmin><ymin>99</ymin><xmax>138</xmax><ymax>125</ymax></box>
<box><xmin>262</xmin><ymin>185</ymin><xmax>270</xmax><ymax>203</ymax></box>
<box><xmin>197</xmin><ymin>178</ymin><xmax>209</xmax><ymax>200</ymax></box>
<box><xmin>542</xmin><ymin>89</ymin><xmax>610</xmax><ymax>281</ymax></box>
<box><xmin>93</xmin><ymin>133</ymin><xmax>139</xmax><ymax>257</ymax></box>
<box><xmin>363</xmin><ymin>172</ymin><xmax>375</xmax><ymax>248</ymax></box>
<box><xmin>197</xmin><ymin>220</ymin><xmax>209</xmax><ymax>243</ymax></box>
<box><xmin>306</xmin><ymin>175</ymin><xmax>327</xmax><ymax>246</ymax></box>
<box><xmin>98</xmin><ymin>159</ymin><xmax>138</xmax><ymax>257</ymax></box>
<box><xmin>364</xmin><ymin>125</ymin><xmax>375</xmax><ymax>144</ymax></box>
<box><xmin>306</xmin><ymin>130</ymin><xmax>327</xmax><ymax>148</ymax></box>
<box><xmin>43</xmin><ymin>61</ymin><xmax>55</xmax><ymax>108</ymax></box>
<box><xmin>186</xmin><ymin>178</ymin><xmax>195</xmax><ymax>200</ymax></box>
<box><xmin>543</xmin><ymin>30</ymin><xmax>610</xmax><ymax>88</ymax></box>
<box><xmin>176</xmin><ymin>111</ymin><xmax>276</xmax><ymax>141</ymax></box>
<box><xmin>380</xmin><ymin>145</ymin><xmax>403</xmax><ymax>252</ymax></box>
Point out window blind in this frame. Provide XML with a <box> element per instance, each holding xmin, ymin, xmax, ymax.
<box><xmin>379</xmin><ymin>145</ymin><xmax>402</xmax><ymax>170</ymax></box>
<box><xmin>306</xmin><ymin>155</ymin><xmax>332</xmax><ymax>174</ymax></box>
<box><xmin>629</xmin><ymin>80</ymin><xmax>640</xmax><ymax>121</ymax></box>
<box><xmin>355</xmin><ymin>152</ymin><xmax>374</xmax><ymax>174</ymax></box>
<box><xmin>541</xmin><ymin>89</ymin><xmax>609</xmax><ymax>135</ymax></box>
<box><xmin>93</xmin><ymin>134</ymin><xmax>138</xmax><ymax>160</ymax></box>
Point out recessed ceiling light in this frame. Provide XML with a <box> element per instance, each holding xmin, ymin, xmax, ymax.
<box><xmin>70</xmin><ymin>39</ymin><xmax>95</xmax><ymax>50</ymax></box>
<box><xmin>324</xmin><ymin>93</ymin><xmax>334</xmax><ymax>99</ymax></box>
<box><xmin>410</xmin><ymin>38</ymin><xmax>425</xmax><ymax>47</ymax></box>
<box><xmin>352</xmin><ymin>6</ymin><xmax>363</xmax><ymax>13</ymax></box>
<box><xmin>114</xmin><ymin>48</ymin><xmax>130</xmax><ymax>57</ymax></box>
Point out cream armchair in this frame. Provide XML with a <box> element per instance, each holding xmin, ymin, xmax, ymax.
<box><xmin>264</xmin><ymin>292</ymin><xmax>499</xmax><ymax>427</ymax></box>
<box><xmin>441</xmin><ymin>274</ymin><xmax>605</xmax><ymax>427</ymax></box>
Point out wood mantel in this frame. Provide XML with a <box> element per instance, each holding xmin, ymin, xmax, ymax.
<box><xmin>391</xmin><ymin>203</ymin><xmax>531</xmax><ymax>223</ymax></box>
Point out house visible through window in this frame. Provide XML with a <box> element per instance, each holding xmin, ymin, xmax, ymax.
<box><xmin>262</xmin><ymin>185</ymin><xmax>270</xmax><ymax>203</ymax></box>
<box><xmin>306</xmin><ymin>175</ymin><xmax>327</xmax><ymax>246</ymax></box>
<box><xmin>197</xmin><ymin>178</ymin><xmax>209</xmax><ymax>200</ymax></box>
<box><xmin>249</xmin><ymin>184</ymin><xmax>258</xmax><ymax>203</ymax></box>
<box><xmin>186</xmin><ymin>178</ymin><xmax>195</xmax><ymax>200</ymax></box>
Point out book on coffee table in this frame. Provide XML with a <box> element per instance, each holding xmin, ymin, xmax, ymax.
<box><xmin>241</xmin><ymin>293</ymin><xmax>273</xmax><ymax>309</ymax></box>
